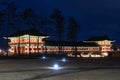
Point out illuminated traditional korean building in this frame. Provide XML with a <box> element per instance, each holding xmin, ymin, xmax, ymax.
<box><xmin>82</xmin><ymin>36</ymin><xmax>115</xmax><ymax>57</ymax></box>
<box><xmin>84</xmin><ymin>36</ymin><xmax>114</xmax><ymax>52</ymax></box>
<box><xmin>44</xmin><ymin>36</ymin><xmax>114</xmax><ymax>57</ymax></box>
<box><xmin>4</xmin><ymin>29</ymin><xmax>114</xmax><ymax>57</ymax></box>
<box><xmin>4</xmin><ymin>29</ymin><xmax>49</xmax><ymax>55</ymax></box>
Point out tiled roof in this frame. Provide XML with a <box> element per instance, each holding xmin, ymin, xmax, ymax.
<box><xmin>44</xmin><ymin>40</ymin><xmax>99</xmax><ymax>47</ymax></box>
<box><xmin>6</xmin><ymin>29</ymin><xmax>48</xmax><ymax>37</ymax></box>
<box><xmin>85</xmin><ymin>35</ymin><xmax>112</xmax><ymax>41</ymax></box>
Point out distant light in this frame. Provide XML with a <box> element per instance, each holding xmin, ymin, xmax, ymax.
<box><xmin>42</xmin><ymin>56</ymin><xmax>46</xmax><ymax>59</ymax></box>
<box><xmin>0</xmin><ymin>49</ymin><xmax>2</xmax><ymax>53</ymax></box>
<box><xmin>8</xmin><ymin>49</ymin><xmax>11</xmax><ymax>52</ymax></box>
<box><xmin>101</xmin><ymin>52</ymin><xmax>108</xmax><ymax>57</ymax></box>
<box><xmin>62</xmin><ymin>58</ymin><xmax>66</xmax><ymax>62</ymax></box>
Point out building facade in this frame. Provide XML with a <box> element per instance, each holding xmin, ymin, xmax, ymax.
<box><xmin>4</xmin><ymin>29</ymin><xmax>114</xmax><ymax>57</ymax></box>
<box><xmin>4</xmin><ymin>29</ymin><xmax>49</xmax><ymax>55</ymax></box>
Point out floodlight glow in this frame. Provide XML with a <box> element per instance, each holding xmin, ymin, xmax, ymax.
<box><xmin>42</xmin><ymin>56</ymin><xmax>46</xmax><ymax>59</ymax></box>
<box><xmin>0</xmin><ymin>49</ymin><xmax>2</xmax><ymax>53</ymax></box>
<box><xmin>54</xmin><ymin>64</ymin><xmax>58</xmax><ymax>68</ymax></box>
<box><xmin>43</xmin><ymin>64</ymin><xmax>65</xmax><ymax>70</ymax></box>
<box><xmin>53</xmin><ymin>64</ymin><xmax>60</xmax><ymax>70</ymax></box>
<box><xmin>62</xmin><ymin>58</ymin><xmax>66</xmax><ymax>62</ymax></box>
<box><xmin>101</xmin><ymin>52</ymin><xmax>108</xmax><ymax>57</ymax></box>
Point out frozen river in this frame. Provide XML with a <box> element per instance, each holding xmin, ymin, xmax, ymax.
<box><xmin>0</xmin><ymin>57</ymin><xmax>120</xmax><ymax>80</ymax></box>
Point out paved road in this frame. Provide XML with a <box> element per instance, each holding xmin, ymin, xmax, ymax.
<box><xmin>0</xmin><ymin>57</ymin><xmax>120</xmax><ymax>80</ymax></box>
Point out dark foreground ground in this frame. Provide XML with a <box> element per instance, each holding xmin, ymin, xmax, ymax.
<box><xmin>0</xmin><ymin>57</ymin><xmax>120</xmax><ymax>80</ymax></box>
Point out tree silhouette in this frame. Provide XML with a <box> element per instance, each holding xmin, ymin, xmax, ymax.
<box><xmin>0</xmin><ymin>1</ymin><xmax>19</xmax><ymax>56</ymax></box>
<box><xmin>68</xmin><ymin>17</ymin><xmax>81</xmax><ymax>57</ymax></box>
<box><xmin>0</xmin><ymin>11</ymin><xmax>5</xmax><ymax>26</ymax></box>
<box><xmin>40</xmin><ymin>17</ymin><xmax>54</xmax><ymax>33</ymax></box>
<box><xmin>22</xmin><ymin>8</ymin><xmax>36</xmax><ymax>29</ymax></box>
<box><xmin>22</xmin><ymin>8</ymin><xmax>34</xmax><ymax>55</ymax></box>
<box><xmin>22</xmin><ymin>8</ymin><xmax>44</xmax><ymax>55</ymax></box>
<box><xmin>50</xmin><ymin>9</ymin><xmax>65</xmax><ymax>40</ymax></box>
<box><xmin>50</xmin><ymin>9</ymin><xmax>65</xmax><ymax>54</ymax></box>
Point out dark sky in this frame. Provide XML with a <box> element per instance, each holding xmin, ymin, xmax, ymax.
<box><xmin>0</xmin><ymin>0</ymin><xmax>120</xmax><ymax>48</ymax></box>
<box><xmin>16</xmin><ymin>0</ymin><xmax>120</xmax><ymax>41</ymax></box>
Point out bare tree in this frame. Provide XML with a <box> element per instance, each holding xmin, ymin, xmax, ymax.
<box><xmin>50</xmin><ymin>9</ymin><xmax>65</xmax><ymax>54</ymax></box>
<box><xmin>0</xmin><ymin>1</ymin><xmax>19</xmax><ymax>56</ymax></box>
<box><xmin>0</xmin><ymin>11</ymin><xmax>5</xmax><ymax>26</ymax></box>
<box><xmin>22</xmin><ymin>8</ymin><xmax>36</xmax><ymax>28</ymax></box>
<box><xmin>22</xmin><ymin>8</ymin><xmax>44</xmax><ymax>55</ymax></box>
<box><xmin>68</xmin><ymin>17</ymin><xmax>81</xmax><ymax>57</ymax></box>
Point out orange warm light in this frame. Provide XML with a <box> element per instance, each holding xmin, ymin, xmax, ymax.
<box><xmin>10</xmin><ymin>38</ymin><xmax>43</xmax><ymax>44</ymax></box>
<box><xmin>9</xmin><ymin>37</ymin><xmax>45</xmax><ymax>54</ymax></box>
<box><xmin>8</xmin><ymin>35</ymin><xmax>113</xmax><ymax>58</ymax></box>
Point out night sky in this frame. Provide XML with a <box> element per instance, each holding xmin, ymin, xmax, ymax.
<box><xmin>0</xmin><ymin>0</ymin><xmax>120</xmax><ymax>49</ymax></box>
